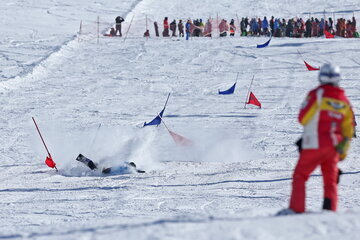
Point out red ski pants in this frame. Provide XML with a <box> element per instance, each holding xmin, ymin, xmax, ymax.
<box><xmin>289</xmin><ymin>147</ymin><xmax>339</xmax><ymax>213</ymax></box>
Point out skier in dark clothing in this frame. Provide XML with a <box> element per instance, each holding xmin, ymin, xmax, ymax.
<box><xmin>229</xmin><ymin>19</ymin><xmax>236</xmax><ymax>36</ymax></box>
<box><xmin>170</xmin><ymin>20</ymin><xmax>177</xmax><ymax>37</ymax></box>
<box><xmin>109</xmin><ymin>27</ymin><xmax>116</xmax><ymax>36</ymax></box>
<box><xmin>286</xmin><ymin>19</ymin><xmax>294</xmax><ymax>37</ymax></box>
<box><xmin>115</xmin><ymin>16</ymin><xmax>124</xmax><ymax>36</ymax></box>
<box><xmin>305</xmin><ymin>19</ymin><xmax>312</xmax><ymax>37</ymax></box>
<box><xmin>76</xmin><ymin>154</ymin><xmax>145</xmax><ymax>174</ymax></box>
<box><xmin>178</xmin><ymin>20</ymin><xmax>184</xmax><ymax>37</ymax></box>
<box><xmin>240</xmin><ymin>17</ymin><xmax>246</xmax><ymax>36</ymax></box>
<box><xmin>270</xmin><ymin>16</ymin><xmax>275</xmax><ymax>35</ymax></box>
<box><xmin>244</xmin><ymin>17</ymin><xmax>249</xmax><ymax>30</ymax></box>
<box><xmin>329</xmin><ymin>17</ymin><xmax>334</xmax><ymax>30</ymax></box>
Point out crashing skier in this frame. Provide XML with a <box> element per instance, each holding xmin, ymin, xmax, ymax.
<box><xmin>76</xmin><ymin>153</ymin><xmax>145</xmax><ymax>174</ymax></box>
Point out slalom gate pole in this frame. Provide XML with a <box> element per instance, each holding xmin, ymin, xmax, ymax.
<box><xmin>124</xmin><ymin>15</ymin><xmax>135</xmax><ymax>42</ymax></box>
<box><xmin>146</xmin><ymin>15</ymin><xmax>148</xmax><ymax>40</ymax></box>
<box><xmin>158</xmin><ymin>115</ymin><xmax>170</xmax><ymax>132</ymax></box>
<box><xmin>163</xmin><ymin>93</ymin><xmax>171</xmax><ymax>110</ymax></box>
<box><xmin>297</xmin><ymin>49</ymin><xmax>305</xmax><ymax>61</ymax></box>
<box><xmin>216</xmin><ymin>13</ymin><xmax>219</xmax><ymax>37</ymax></box>
<box><xmin>97</xmin><ymin>16</ymin><xmax>100</xmax><ymax>44</ymax></box>
<box><xmin>210</xmin><ymin>15</ymin><xmax>213</xmax><ymax>39</ymax></box>
<box><xmin>235</xmin><ymin>72</ymin><xmax>240</xmax><ymax>83</ymax></box>
<box><xmin>32</xmin><ymin>117</ymin><xmax>58</xmax><ymax>171</ymax></box>
<box><xmin>78</xmin><ymin>20</ymin><xmax>82</xmax><ymax>42</ymax></box>
<box><xmin>154</xmin><ymin>93</ymin><xmax>170</xmax><ymax>128</ymax></box>
<box><xmin>244</xmin><ymin>75</ymin><xmax>254</xmax><ymax>109</ymax></box>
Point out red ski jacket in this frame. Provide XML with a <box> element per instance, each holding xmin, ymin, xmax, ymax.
<box><xmin>299</xmin><ymin>84</ymin><xmax>355</xmax><ymax>153</ymax></box>
<box><xmin>164</xmin><ymin>20</ymin><xmax>169</xmax><ymax>29</ymax></box>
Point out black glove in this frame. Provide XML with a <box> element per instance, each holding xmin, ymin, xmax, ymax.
<box><xmin>295</xmin><ymin>138</ymin><xmax>302</xmax><ymax>152</ymax></box>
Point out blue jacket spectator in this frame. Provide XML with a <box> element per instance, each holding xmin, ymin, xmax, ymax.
<box><xmin>185</xmin><ymin>20</ymin><xmax>191</xmax><ymax>40</ymax></box>
<box><xmin>262</xmin><ymin>17</ymin><xmax>269</xmax><ymax>35</ymax></box>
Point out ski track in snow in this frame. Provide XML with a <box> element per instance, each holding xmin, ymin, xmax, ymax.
<box><xmin>1</xmin><ymin>0</ymin><xmax>360</xmax><ymax>239</ymax></box>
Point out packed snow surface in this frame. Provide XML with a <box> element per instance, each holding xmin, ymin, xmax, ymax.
<box><xmin>1</xmin><ymin>0</ymin><xmax>360</xmax><ymax>239</ymax></box>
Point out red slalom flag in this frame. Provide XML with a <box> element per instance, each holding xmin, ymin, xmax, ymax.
<box><xmin>45</xmin><ymin>156</ymin><xmax>57</xmax><ymax>169</ymax></box>
<box><xmin>324</xmin><ymin>30</ymin><xmax>335</xmax><ymax>39</ymax></box>
<box><xmin>247</xmin><ymin>92</ymin><xmax>262</xmax><ymax>108</ymax></box>
<box><xmin>168</xmin><ymin>130</ymin><xmax>194</xmax><ymax>147</ymax></box>
<box><xmin>32</xmin><ymin>117</ymin><xmax>58</xmax><ymax>171</ymax></box>
<box><xmin>304</xmin><ymin>61</ymin><xmax>320</xmax><ymax>71</ymax></box>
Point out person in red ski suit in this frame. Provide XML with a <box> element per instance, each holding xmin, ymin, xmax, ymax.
<box><xmin>289</xmin><ymin>63</ymin><xmax>355</xmax><ymax>213</ymax></box>
<box><xmin>163</xmin><ymin>17</ymin><xmax>170</xmax><ymax>37</ymax></box>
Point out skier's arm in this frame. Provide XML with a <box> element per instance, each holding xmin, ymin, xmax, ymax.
<box><xmin>337</xmin><ymin>103</ymin><xmax>355</xmax><ymax>160</ymax></box>
<box><xmin>298</xmin><ymin>92</ymin><xmax>317</xmax><ymax>126</ymax></box>
<box><xmin>341</xmin><ymin>104</ymin><xmax>355</xmax><ymax>140</ymax></box>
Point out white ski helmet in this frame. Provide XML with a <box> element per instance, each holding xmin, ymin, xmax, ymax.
<box><xmin>319</xmin><ymin>63</ymin><xmax>341</xmax><ymax>85</ymax></box>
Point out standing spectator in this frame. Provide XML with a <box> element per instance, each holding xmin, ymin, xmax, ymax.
<box><xmin>325</xmin><ymin>20</ymin><xmax>330</xmax><ymax>32</ymax></box>
<box><xmin>192</xmin><ymin>19</ymin><xmax>202</xmax><ymax>37</ymax></box>
<box><xmin>229</xmin><ymin>19</ymin><xmax>236</xmax><ymax>36</ymax></box>
<box><xmin>305</xmin><ymin>19</ymin><xmax>312</xmax><ymax>37</ymax></box>
<box><xmin>299</xmin><ymin>18</ymin><xmax>305</xmax><ymax>37</ymax></box>
<box><xmin>219</xmin><ymin>19</ymin><xmax>229</xmax><ymax>37</ymax></box>
<box><xmin>270</xmin><ymin>16</ymin><xmax>275</xmax><ymax>35</ymax></box>
<box><xmin>319</xmin><ymin>18</ymin><xmax>325</xmax><ymax>36</ymax></box>
<box><xmin>285</xmin><ymin>19</ymin><xmax>294</xmax><ymax>37</ymax></box>
<box><xmin>240</xmin><ymin>17</ymin><xmax>246</xmax><ymax>36</ymax></box>
<box><xmin>178</xmin><ymin>20</ymin><xmax>184</xmax><ymax>37</ymax></box>
<box><xmin>257</xmin><ymin>18</ymin><xmax>262</xmax><ymax>35</ymax></box>
<box><xmin>204</xmin><ymin>19</ymin><xmax>212</xmax><ymax>37</ymax></box>
<box><xmin>274</xmin><ymin>18</ymin><xmax>280</xmax><ymax>37</ymax></box>
<box><xmin>293</xmin><ymin>19</ymin><xmax>299</xmax><ymax>37</ymax></box>
<box><xmin>244</xmin><ymin>17</ymin><xmax>249</xmax><ymax>30</ymax></box>
<box><xmin>199</xmin><ymin>19</ymin><xmax>205</xmax><ymax>36</ymax></box>
<box><xmin>312</xmin><ymin>18</ymin><xmax>319</xmax><ymax>37</ymax></box>
<box><xmin>280</xmin><ymin>19</ymin><xmax>287</xmax><ymax>37</ymax></box>
<box><xmin>288</xmin><ymin>64</ymin><xmax>355</xmax><ymax>213</ymax></box>
<box><xmin>339</xmin><ymin>18</ymin><xmax>346</xmax><ymax>37</ymax></box>
<box><xmin>250</xmin><ymin>18</ymin><xmax>259</xmax><ymax>36</ymax></box>
<box><xmin>329</xmin><ymin>17</ymin><xmax>334</xmax><ymax>33</ymax></box>
<box><xmin>346</xmin><ymin>20</ymin><xmax>353</xmax><ymax>38</ymax></box>
<box><xmin>185</xmin><ymin>19</ymin><xmax>191</xmax><ymax>40</ymax></box>
<box><xmin>170</xmin><ymin>20</ymin><xmax>177</xmax><ymax>37</ymax></box>
<box><xmin>115</xmin><ymin>16</ymin><xmax>124</xmax><ymax>36</ymax></box>
<box><xmin>351</xmin><ymin>16</ymin><xmax>357</xmax><ymax>34</ymax></box>
<box><xmin>163</xmin><ymin>17</ymin><xmax>170</xmax><ymax>37</ymax></box>
<box><xmin>262</xmin><ymin>16</ymin><xmax>269</xmax><ymax>35</ymax></box>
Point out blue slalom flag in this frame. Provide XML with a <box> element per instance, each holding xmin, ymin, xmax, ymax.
<box><xmin>143</xmin><ymin>93</ymin><xmax>170</xmax><ymax>127</ymax></box>
<box><xmin>257</xmin><ymin>37</ymin><xmax>271</xmax><ymax>48</ymax></box>
<box><xmin>143</xmin><ymin>108</ymin><xmax>164</xmax><ymax>127</ymax></box>
<box><xmin>219</xmin><ymin>82</ymin><xmax>236</xmax><ymax>95</ymax></box>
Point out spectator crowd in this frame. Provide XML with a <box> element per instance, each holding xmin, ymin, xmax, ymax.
<box><xmin>156</xmin><ymin>16</ymin><xmax>358</xmax><ymax>39</ymax></box>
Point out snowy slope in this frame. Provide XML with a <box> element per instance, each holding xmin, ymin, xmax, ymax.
<box><xmin>1</xmin><ymin>0</ymin><xmax>360</xmax><ymax>239</ymax></box>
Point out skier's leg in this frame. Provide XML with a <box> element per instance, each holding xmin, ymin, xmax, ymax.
<box><xmin>289</xmin><ymin>149</ymin><xmax>320</xmax><ymax>213</ymax></box>
<box><xmin>321</xmin><ymin>148</ymin><xmax>339</xmax><ymax>211</ymax></box>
